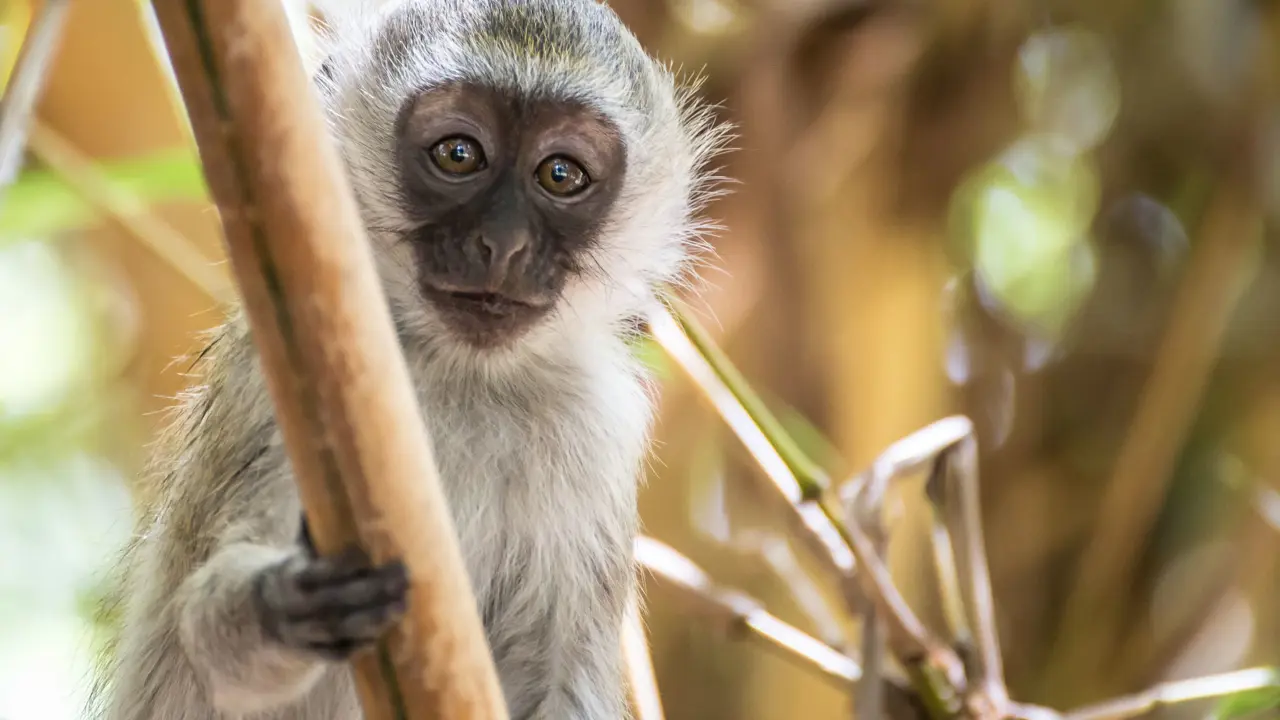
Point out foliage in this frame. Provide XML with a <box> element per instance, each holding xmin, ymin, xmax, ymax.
<box><xmin>0</xmin><ymin>148</ymin><xmax>207</xmax><ymax>240</ymax></box>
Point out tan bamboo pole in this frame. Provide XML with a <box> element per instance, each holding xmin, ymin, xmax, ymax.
<box><xmin>148</xmin><ymin>2</ymin><xmax>508</xmax><ymax>718</ymax></box>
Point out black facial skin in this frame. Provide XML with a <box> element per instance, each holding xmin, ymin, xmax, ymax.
<box><xmin>395</xmin><ymin>82</ymin><xmax>627</xmax><ymax>348</ymax></box>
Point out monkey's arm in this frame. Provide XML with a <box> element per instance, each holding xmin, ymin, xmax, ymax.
<box><xmin>175</xmin><ymin>528</ymin><xmax>408</xmax><ymax>714</ymax></box>
<box><xmin>174</xmin><ymin>539</ymin><xmax>323</xmax><ymax>712</ymax></box>
<box><xmin>118</xmin><ymin>324</ymin><xmax>405</xmax><ymax>717</ymax></box>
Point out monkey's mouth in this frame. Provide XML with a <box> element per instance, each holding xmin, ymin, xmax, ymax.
<box><xmin>444</xmin><ymin>290</ymin><xmax>535</xmax><ymax>317</ymax></box>
<box><xmin>420</xmin><ymin>283</ymin><xmax>554</xmax><ymax>347</ymax></box>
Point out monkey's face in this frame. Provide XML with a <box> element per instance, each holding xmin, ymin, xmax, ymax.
<box><xmin>392</xmin><ymin>83</ymin><xmax>627</xmax><ymax>349</ymax></box>
<box><xmin>316</xmin><ymin>0</ymin><xmax>727</xmax><ymax>362</ymax></box>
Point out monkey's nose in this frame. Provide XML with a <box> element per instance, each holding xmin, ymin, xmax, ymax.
<box><xmin>478</xmin><ymin>232</ymin><xmax>529</xmax><ymax>288</ymax></box>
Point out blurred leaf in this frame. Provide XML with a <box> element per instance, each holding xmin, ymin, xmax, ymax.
<box><xmin>774</xmin><ymin>402</ymin><xmax>845</xmax><ymax>477</ymax></box>
<box><xmin>1214</xmin><ymin>674</ymin><xmax>1280</xmax><ymax>720</ymax></box>
<box><xmin>632</xmin><ymin>334</ymin><xmax>672</xmax><ymax>380</ymax></box>
<box><xmin>0</xmin><ymin>148</ymin><xmax>208</xmax><ymax>239</ymax></box>
<box><xmin>951</xmin><ymin>135</ymin><xmax>1103</xmax><ymax>337</ymax></box>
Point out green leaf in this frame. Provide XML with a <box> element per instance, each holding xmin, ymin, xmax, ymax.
<box><xmin>774</xmin><ymin>400</ymin><xmax>846</xmax><ymax>476</ymax></box>
<box><xmin>0</xmin><ymin>147</ymin><xmax>208</xmax><ymax>239</ymax></box>
<box><xmin>631</xmin><ymin>335</ymin><xmax>671</xmax><ymax>379</ymax></box>
<box><xmin>1214</xmin><ymin>671</ymin><xmax>1280</xmax><ymax>720</ymax></box>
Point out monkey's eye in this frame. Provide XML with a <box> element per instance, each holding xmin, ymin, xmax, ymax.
<box><xmin>429</xmin><ymin>136</ymin><xmax>487</xmax><ymax>175</ymax></box>
<box><xmin>535</xmin><ymin>155</ymin><xmax>590</xmax><ymax>197</ymax></box>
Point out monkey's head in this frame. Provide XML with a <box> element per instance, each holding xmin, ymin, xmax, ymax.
<box><xmin>314</xmin><ymin>0</ymin><xmax>728</xmax><ymax>360</ymax></box>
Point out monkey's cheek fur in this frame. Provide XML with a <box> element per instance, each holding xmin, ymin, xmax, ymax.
<box><xmin>420</xmin><ymin>284</ymin><xmax>555</xmax><ymax>348</ymax></box>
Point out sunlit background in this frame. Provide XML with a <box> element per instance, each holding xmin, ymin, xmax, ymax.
<box><xmin>1</xmin><ymin>0</ymin><xmax>1279</xmax><ymax>718</ymax></box>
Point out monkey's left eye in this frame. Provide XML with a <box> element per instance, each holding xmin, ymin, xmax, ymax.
<box><xmin>429</xmin><ymin>136</ymin><xmax>487</xmax><ymax>175</ymax></box>
<box><xmin>535</xmin><ymin>155</ymin><xmax>590</xmax><ymax>197</ymax></box>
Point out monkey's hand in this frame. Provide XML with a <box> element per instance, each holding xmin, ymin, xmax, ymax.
<box><xmin>175</xmin><ymin>520</ymin><xmax>407</xmax><ymax>713</ymax></box>
<box><xmin>254</xmin><ymin>516</ymin><xmax>409</xmax><ymax>661</ymax></box>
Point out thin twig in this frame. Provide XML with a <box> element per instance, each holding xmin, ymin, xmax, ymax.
<box><xmin>847</xmin><ymin>469</ymin><xmax>890</xmax><ymax>720</ymax></box>
<box><xmin>939</xmin><ymin>432</ymin><xmax>1008</xmax><ymax>709</ymax></box>
<box><xmin>728</xmin><ymin>531</ymin><xmax>851</xmax><ymax>650</ymax></box>
<box><xmin>837</xmin><ymin>427</ymin><xmax>971</xmax><ymax>657</ymax></box>
<box><xmin>648</xmin><ymin>306</ymin><xmax>857</xmax><ymax>585</ymax></box>
<box><xmin>622</xmin><ymin>600</ymin><xmax>666</xmax><ymax>720</ymax></box>
<box><xmin>1061</xmin><ymin>667</ymin><xmax>1280</xmax><ymax>720</ymax></box>
<box><xmin>844</xmin><ymin>418</ymin><xmax>1009</xmax><ymax>712</ymax></box>
<box><xmin>666</xmin><ymin>303</ymin><xmax>831</xmax><ymax>495</ymax></box>
<box><xmin>654</xmin><ymin>297</ymin><xmax>1280</xmax><ymax>720</ymax></box>
<box><xmin>651</xmin><ymin>303</ymin><xmax>968</xmax><ymax>717</ymax></box>
<box><xmin>661</xmin><ymin>303</ymin><xmax>952</xmax><ymax>669</ymax></box>
<box><xmin>636</xmin><ymin>535</ymin><xmax>862</xmax><ymax>687</ymax></box>
<box><xmin>922</xmin><ymin>464</ymin><xmax>973</xmax><ymax>651</ymax></box>
<box><xmin>25</xmin><ymin>121</ymin><xmax>232</xmax><ymax>301</ymax></box>
<box><xmin>0</xmin><ymin>0</ymin><xmax>72</xmax><ymax>207</ymax></box>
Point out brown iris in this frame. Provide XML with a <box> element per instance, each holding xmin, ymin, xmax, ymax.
<box><xmin>429</xmin><ymin>136</ymin><xmax>486</xmax><ymax>175</ymax></box>
<box><xmin>535</xmin><ymin>155</ymin><xmax>590</xmax><ymax>197</ymax></box>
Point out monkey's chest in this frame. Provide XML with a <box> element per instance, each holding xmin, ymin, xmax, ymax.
<box><xmin>415</xmin><ymin>379</ymin><xmax>645</xmax><ymax>674</ymax></box>
<box><xmin>447</xmin><ymin>467</ymin><xmax>629</xmax><ymax>612</ymax></box>
<box><xmin>428</xmin><ymin>430</ymin><xmax>635</xmax><ymax>617</ymax></box>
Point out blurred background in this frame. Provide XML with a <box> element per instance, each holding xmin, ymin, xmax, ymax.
<box><xmin>1</xmin><ymin>0</ymin><xmax>1279</xmax><ymax>718</ymax></box>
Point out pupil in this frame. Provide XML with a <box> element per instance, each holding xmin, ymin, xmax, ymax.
<box><xmin>450</xmin><ymin>143</ymin><xmax>470</xmax><ymax>163</ymax></box>
<box><xmin>551</xmin><ymin>162</ymin><xmax>568</xmax><ymax>183</ymax></box>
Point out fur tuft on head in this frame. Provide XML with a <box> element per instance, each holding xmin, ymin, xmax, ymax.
<box><xmin>309</xmin><ymin>0</ymin><xmax>732</xmax><ymax>368</ymax></box>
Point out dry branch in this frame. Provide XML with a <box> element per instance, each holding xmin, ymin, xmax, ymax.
<box><xmin>1061</xmin><ymin>667</ymin><xmax>1280</xmax><ymax>720</ymax></box>
<box><xmin>838</xmin><ymin>417</ymin><xmax>1008</xmax><ymax>716</ymax></box>
<box><xmin>0</xmin><ymin>0</ymin><xmax>71</xmax><ymax>204</ymax></box>
<box><xmin>651</xmin><ymin>289</ymin><xmax>1280</xmax><ymax>720</ymax></box>
<box><xmin>650</xmin><ymin>303</ymin><xmax>967</xmax><ymax>717</ymax></box>
<box><xmin>25</xmin><ymin>121</ymin><xmax>231</xmax><ymax>301</ymax></box>
<box><xmin>648</xmin><ymin>306</ymin><xmax>857</xmax><ymax>585</ymax></box>
<box><xmin>622</xmin><ymin>600</ymin><xmax>666</xmax><ymax>720</ymax></box>
<box><xmin>148</xmin><ymin>1</ymin><xmax>507</xmax><ymax>718</ymax></box>
<box><xmin>636</xmin><ymin>536</ymin><xmax>862</xmax><ymax>687</ymax></box>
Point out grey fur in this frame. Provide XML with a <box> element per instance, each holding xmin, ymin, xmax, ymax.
<box><xmin>91</xmin><ymin>1</ymin><xmax>728</xmax><ymax>719</ymax></box>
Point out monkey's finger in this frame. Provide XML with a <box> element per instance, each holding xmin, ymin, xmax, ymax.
<box><xmin>282</xmin><ymin>596</ymin><xmax>408</xmax><ymax>648</ymax></box>
<box><xmin>279</xmin><ymin>563</ymin><xmax>409</xmax><ymax>620</ymax></box>
<box><xmin>293</xmin><ymin>547</ymin><xmax>380</xmax><ymax>590</ymax></box>
<box><xmin>330</xmin><ymin>596</ymin><xmax>408</xmax><ymax>639</ymax></box>
<box><xmin>304</xmin><ymin>639</ymin><xmax>360</xmax><ymax>662</ymax></box>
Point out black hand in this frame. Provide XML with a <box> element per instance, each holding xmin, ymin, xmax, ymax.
<box><xmin>255</xmin><ymin>542</ymin><xmax>408</xmax><ymax>661</ymax></box>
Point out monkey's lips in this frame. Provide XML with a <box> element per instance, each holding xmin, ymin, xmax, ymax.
<box><xmin>421</xmin><ymin>284</ymin><xmax>553</xmax><ymax>346</ymax></box>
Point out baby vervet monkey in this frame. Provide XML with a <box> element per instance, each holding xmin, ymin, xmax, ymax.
<box><xmin>93</xmin><ymin>1</ymin><xmax>727</xmax><ymax>718</ymax></box>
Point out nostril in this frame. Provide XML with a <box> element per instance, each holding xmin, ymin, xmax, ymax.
<box><xmin>477</xmin><ymin>236</ymin><xmax>495</xmax><ymax>266</ymax></box>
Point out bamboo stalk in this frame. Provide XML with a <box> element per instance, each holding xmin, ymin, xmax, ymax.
<box><xmin>148</xmin><ymin>2</ymin><xmax>508</xmax><ymax>718</ymax></box>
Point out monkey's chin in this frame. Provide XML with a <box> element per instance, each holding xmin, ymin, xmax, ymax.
<box><xmin>420</xmin><ymin>286</ymin><xmax>552</xmax><ymax>350</ymax></box>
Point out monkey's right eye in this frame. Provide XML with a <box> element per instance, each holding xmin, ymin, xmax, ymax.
<box><xmin>428</xmin><ymin>136</ymin><xmax>487</xmax><ymax>175</ymax></box>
